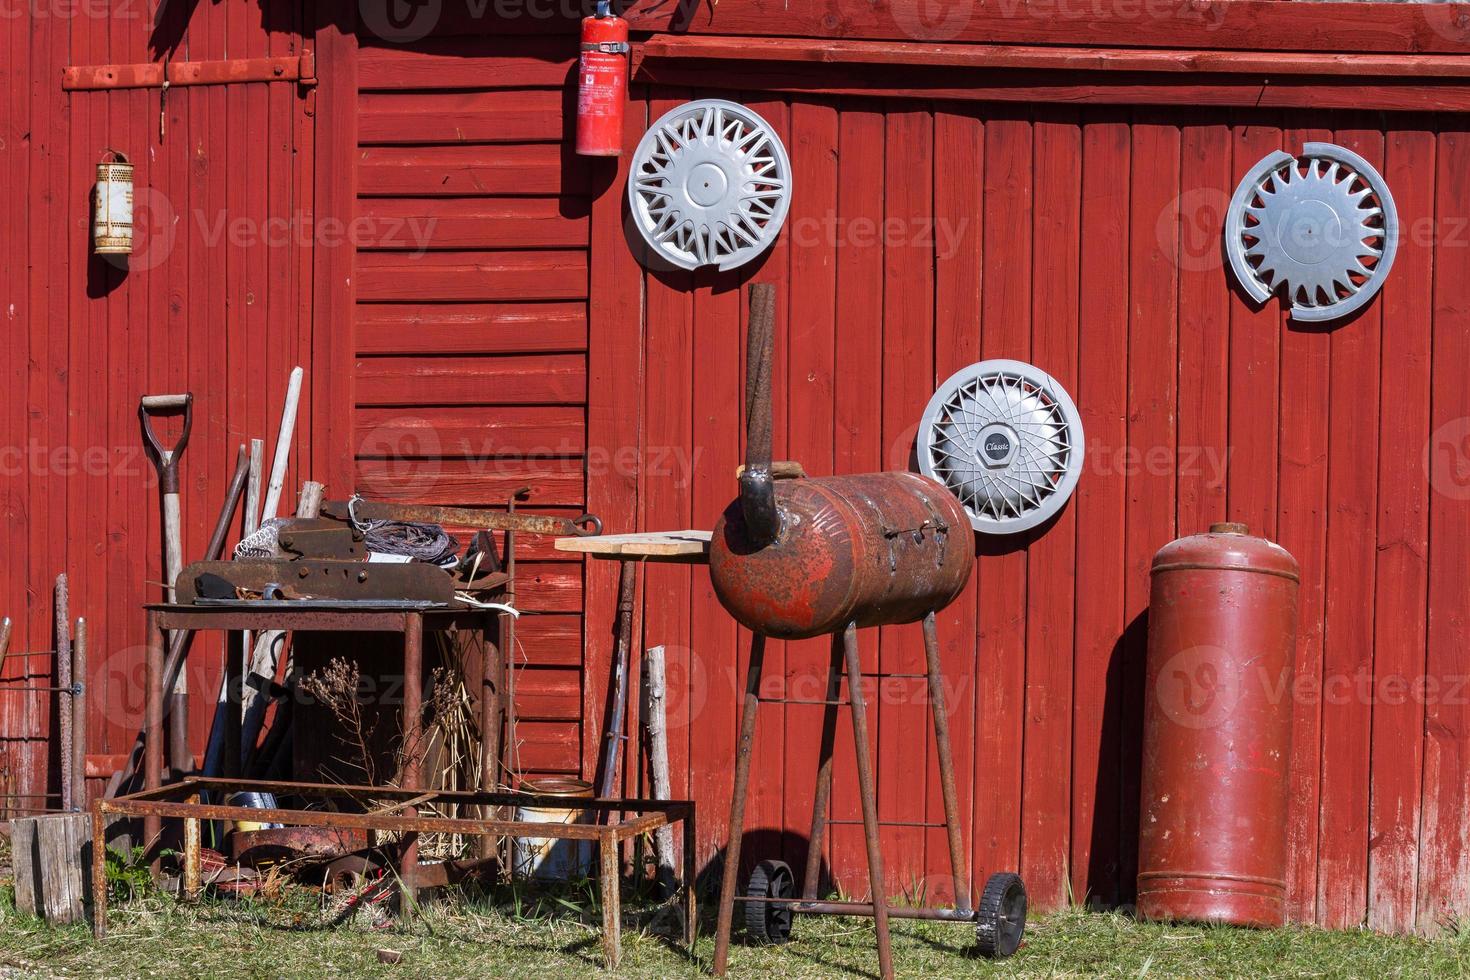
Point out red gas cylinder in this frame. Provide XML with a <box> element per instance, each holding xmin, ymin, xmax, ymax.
<box><xmin>1138</xmin><ymin>522</ymin><xmax>1300</xmax><ymax>928</ymax></box>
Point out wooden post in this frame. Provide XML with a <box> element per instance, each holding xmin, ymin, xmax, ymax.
<box><xmin>642</xmin><ymin>645</ymin><xmax>678</xmax><ymax>896</ymax></box>
<box><xmin>12</xmin><ymin>813</ymin><xmax>94</xmax><ymax>925</ymax></box>
<box><xmin>260</xmin><ymin>366</ymin><xmax>303</xmax><ymax>523</ymax></box>
<box><xmin>296</xmin><ymin>479</ymin><xmax>325</xmax><ymax>519</ymax></box>
<box><xmin>243</xmin><ymin>438</ymin><xmax>265</xmax><ymax>536</ymax></box>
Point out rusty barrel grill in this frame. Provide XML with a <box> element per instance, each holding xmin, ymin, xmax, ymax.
<box><xmin>709</xmin><ymin>284</ymin><xmax>1026</xmax><ymax>980</ymax></box>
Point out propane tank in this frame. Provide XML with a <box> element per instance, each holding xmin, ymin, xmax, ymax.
<box><xmin>575</xmin><ymin>2</ymin><xmax>628</xmax><ymax>157</ymax></box>
<box><xmin>1138</xmin><ymin>522</ymin><xmax>1299</xmax><ymax>928</ymax></box>
<box><xmin>707</xmin><ymin>284</ymin><xmax>974</xmax><ymax>640</ymax></box>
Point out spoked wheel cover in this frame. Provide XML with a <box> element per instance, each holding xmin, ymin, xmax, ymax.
<box><xmin>1225</xmin><ymin>141</ymin><xmax>1398</xmax><ymax>323</ymax></box>
<box><xmin>918</xmin><ymin>359</ymin><xmax>1085</xmax><ymax>535</ymax></box>
<box><xmin>975</xmin><ymin>871</ymin><xmax>1027</xmax><ymax>959</ymax></box>
<box><xmin>744</xmin><ymin>858</ymin><xmax>796</xmax><ymax>944</ymax></box>
<box><xmin>627</xmin><ymin>99</ymin><xmax>792</xmax><ymax>271</ymax></box>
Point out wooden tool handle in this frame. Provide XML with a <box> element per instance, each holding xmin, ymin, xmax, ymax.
<box><xmin>140</xmin><ymin>394</ymin><xmax>191</xmax><ymax>410</ymax></box>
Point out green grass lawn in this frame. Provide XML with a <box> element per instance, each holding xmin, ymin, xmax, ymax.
<box><xmin>2</xmin><ymin>886</ymin><xmax>1469</xmax><ymax>979</ymax></box>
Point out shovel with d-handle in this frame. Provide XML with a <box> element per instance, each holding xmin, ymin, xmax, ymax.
<box><xmin>140</xmin><ymin>393</ymin><xmax>194</xmax><ymax>775</ymax></box>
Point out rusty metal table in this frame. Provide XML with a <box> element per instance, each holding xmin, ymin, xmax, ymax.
<box><xmin>139</xmin><ymin>602</ymin><xmax>503</xmax><ymax>896</ymax></box>
<box><xmin>93</xmin><ymin>776</ymin><xmax>697</xmax><ymax>968</ymax></box>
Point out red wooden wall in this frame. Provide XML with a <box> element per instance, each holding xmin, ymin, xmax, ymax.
<box><xmin>0</xmin><ymin>0</ymin><xmax>318</xmax><ymax>810</ymax></box>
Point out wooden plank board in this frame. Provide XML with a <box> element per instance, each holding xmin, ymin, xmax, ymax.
<box><xmin>354</xmin><ymin>198</ymin><xmax>590</xmax><ymax>250</ymax></box>
<box><xmin>931</xmin><ymin>105</ymin><xmax>983</xmax><ymax>909</ymax></box>
<box><xmin>554</xmin><ymin>531</ymin><xmax>710</xmax><ymax>558</ymax></box>
<box><xmin>356</xmin><ymin>250</ymin><xmax>588</xmax><ymax>303</ymax></box>
<box><xmin>1276</xmin><ymin>123</ymin><xmax>1333</xmax><ymax>926</ymax></box>
<box><xmin>356</xmin><ymin>303</ymin><xmax>588</xmax><ymax>356</ymax></box>
<box><xmin>619</xmin><ymin>0</ymin><xmax>1470</xmax><ymax>56</ymax></box>
<box><xmin>1367</xmin><ymin>122</ymin><xmax>1434</xmax><ymax>935</ymax></box>
<box><xmin>828</xmin><ymin>104</ymin><xmax>886</xmax><ymax>887</ymax></box>
<box><xmin>1070</xmin><ymin>117</ymin><xmax>1130</xmax><ymax>908</ymax></box>
<box><xmin>974</xmin><ymin>113</ymin><xmax>1031</xmax><ymax>892</ymax></box>
<box><xmin>359</xmin><ymin>38</ymin><xmax>574</xmax><ymax>89</ymax></box>
<box><xmin>354</xmin><ymin>406</ymin><xmax>585</xmax><ymax>458</ymax></box>
<box><xmin>1021</xmin><ymin>107</ymin><xmax>1081</xmax><ymax>912</ymax></box>
<box><xmin>358</xmin><ymin>89</ymin><xmax>567</xmax><ymax>144</ymax></box>
<box><xmin>355</xmin><ymin>457</ymin><xmax>585</xmax><ymax>507</ymax></box>
<box><xmin>358</xmin><ymin>144</ymin><xmax>589</xmax><ymax>198</ymax></box>
<box><xmin>1417</xmin><ymin>125</ymin><xmax>1470</xmax><ymax>935</ymax></box>
<box><xmin>1121</xmin><ymin>112</ymin><xmax>1180</xmax><ymax>904</ymax></box>
<box><xmin>354</xmin><ymin>353</ymin><xmax>587</xmax><ymax>407</ymax></box>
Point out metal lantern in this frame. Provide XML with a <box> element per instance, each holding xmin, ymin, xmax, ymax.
<box><xmin>627</xmin><ymin>99</ymin><xmax>792</xmax><ymax>271</ymax></box>
<box><xmin>917</xmin><ymin>359</ymin><xmax>1085</xmax><ymax>535</ymax></box>
<box><xmin>1225</xmin><ymin>141</ymin><xmax>1398</xmax><ymax>323</ymax></box>
<box><xmin>93</xmin><ymin>150</ymin><xmax>134</xmax><ymax>256</ymax></box>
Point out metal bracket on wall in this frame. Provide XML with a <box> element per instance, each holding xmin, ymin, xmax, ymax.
<box><xmin>62</xmin><ymin>54</ymin><xmax>317</xmax><ymax>91</ymax></box>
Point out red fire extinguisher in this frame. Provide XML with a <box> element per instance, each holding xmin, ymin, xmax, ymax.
<box><xmin>576</xmin><ymin>2</ymin><xmax>628</xmax><ymax>157</ymax></box>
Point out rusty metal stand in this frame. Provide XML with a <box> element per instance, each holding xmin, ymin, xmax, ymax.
<box><xmin>94</xmin><ymin>776</ymin><xmax>696</xmax><ymax>970</ymax></box>
<box><xmin>712</xmin><ymin>612</ymin><xmax>974</xmax><ymax>980</ymax></box>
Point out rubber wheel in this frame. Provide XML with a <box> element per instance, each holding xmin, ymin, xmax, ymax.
<box><xmin>743</xmin><ymin>859</ymin><xmax>795</xmax><ymax>944</ymax></box>
<box><xmin>975</xmin><ymin>872</ymin><xmax>1027</xmax><ymax>959</ymax></box>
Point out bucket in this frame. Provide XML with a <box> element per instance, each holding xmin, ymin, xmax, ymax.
<box><xmin>512</xmin><ymin>777</ymin><xmax>594</xmax><ymax>880</ymax></box>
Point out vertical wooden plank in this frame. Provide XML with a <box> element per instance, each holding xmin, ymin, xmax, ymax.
<box><xmin>1021</xmin><ymin>108</ymin><xmax>1081</xmax><ymax>911</ymax></box>
<box><xmin>974</xmin><ymin>113</ymin><xmax>1030</xmax><ymax>890</ymax></box>
<box><xmin>1317</xmin><ymin>122</ymin><xmax>1383</xmax><ymax>931</ymax></box>
<box><xmin>830</xmin><ymin>104</ymin><xmax>886</xmax><ymax>890</ymax></box>
<box><xmin>746</xmin><ymin>93</ymin><xmax>793</xmax><ymax>874</ymax></box>
<box><xmin>783</xmin><ymin>97</ymin><xmax>838</xmax><ymax>891</ymax></box>
<box><xmin>586</xmin><ymin>94</ymin><xmax>645</xmax><ymax>800</ymax></box>
<box><xmin>1175</xmin><ymin>114</ymin><xmax>1232</xmax><ymax>535</ymax></box>
<box><xmin>1418</xmin><ymin>124</ymin><xmax>1470</xmax><ymax>935</ymax></box>
<box><xmin>931</xmin><ymin>106</ymin><xmax>982</xmax><ymax>907</ymax></box>
<box><xmin>1367</xmin><ymin>121</ymin><xmax>1434</xmax><ymax>935</ymax></box>
<box><xmin>1121</xmin><ymin>112</ymin><xmax>1179</xmax><ymax>903</ymax></box>
<box><xmin>1070</xmin><ymin>117</ymin><xmax>1130</xmax><ymax>908</ymax></box>
<box><xmin>1275</xmin><ymin>122</ymin><xmax>1332</xmax><ymax>927</ymax></box>
<box><xmin>878</xmin><ymin>103</ymin><xmax>933</xmax><ymax>895</ymax></box>
<box><xmin>1227</xmin><ymin>120</ymin><xmax>1283</xmax><ymax>541</ymax></box>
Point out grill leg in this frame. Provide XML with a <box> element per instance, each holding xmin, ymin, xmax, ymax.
<box><xmin>843</xmin><ymin>622</ymin><xmax>893</xmax><ymax>980</ymax></box>
<box><xmin>923</xmin><ymin>611</ymin><xmax>973</xmax><ymax>914</ymax></box>
<box><xmin>712</xmin><ymin>632</ymin><xmax>767</xmax><ymax>977</ymax></box>
<box><xmin>802</xmin><ymin>631</ymin><xmax>844</xmax><ymax>900</ymax></box>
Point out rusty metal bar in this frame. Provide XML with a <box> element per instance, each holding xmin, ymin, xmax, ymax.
<box><xmin>73</xmin><ymin>618</ymin><xmax>87</xmax><ymax>812</ymax></box>
<box><xmin>91</xmin><ymin>801</ymin><xmax>108</xmax><ymax>939</ymax></box>
<box><xmin>597</xmin><ymin>560</ymin><xmax>637</xmax><ymax>806</ymax></box>
<box><xmin>183</xmin><ymin>792</ymin><xmax>202</xmax><ymax>900</ymax></box>
<box><xmin>842</xmin><ymin>621</ymin><xmax>894</xmax><ymax>980</ymax></box>
<box><xmin>739</xmin><ymin>284</ymin><xmax>779</xmax><ymax>548</ymax></box>
<box><xmin>144</xmin><ymin>610</ymin><xmax>165</xmax><ymax>857</ymax></box>
<box><xmin>600</xmin><ymin>826</ymin><xmax>622</xmax><ymax>968</ymax></box>
<box><xmin>62</xmin><ymin>55</ymin><xmax>315</xmax><ymax>91</ymax></box>
<box><xmin>401</xmin><ymin>612</ymin><xmax>424</xmax><ymax>900</ymax></box>
<box><xmin>729</xmin><ymin>895</ymin><xmax>974</xmax><ymax>923</ymax></box>
<box><xmin>923</xmin><ymin>611</ymin><xmax>973</xmax><ymax>915</ymax></box>
<box><xmin>321</xmin><ymin>499</ymin><xmax>602</xmax><ymax>538</ymax></box>
<box><xmin>712</xmin><ymin>631</ymin><xmax>767</xmax><ymax>977</ymax></box>
<box><xmin>802</xmin><ymin>632</ymin><xmax>843</xmax><ymax>900</ymax></box>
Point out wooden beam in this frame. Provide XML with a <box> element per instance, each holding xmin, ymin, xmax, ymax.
<box><xmin>62</xmin><ymin>55</ymin><xmax>315</xmax><ymax>91</ymax></box>
<box><xmin>633</xmin><ymin>59</ymin><xmax>1470</xmax><ymax>113</ymax></box>
<box><xmin>637</xmin><ymin>36</ymin><xmax>1470</xmax><ymax>79</ymax></box>
<box><xmin>620</xmin><ymin>0</ymin><xmax>1470</xmax><ymax>55</ymax></box>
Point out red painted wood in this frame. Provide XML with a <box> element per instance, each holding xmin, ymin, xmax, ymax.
<box><xmin>1276</xmin><ymin>124</ymin><xmax>1333</xmax><ymax>925</ymax></box>
<box><xmin>931</xmin><ymin>106</ymin><xmax>982</xmax><ymax>907</ymax></box>
<box><xmin>353</xmin><ymin>353</ymin><xmax>587</xmax><ymax>406</ymax></box>
<box><xmin>1317</xmin><ymin>123</ymin><xmax>1384</xmax><ymax>930</ymax></box>
<box><xmin>355</xmin><ymin>250</ymin><xmax>588</xmax><ymax>303</ymax></box>
<box><xmin>358</xmin><ymin>144</ymin><xmax>589</xmax><ymax>197</ymax></box>
<box><xmin>356</xmin><ymin>304</ymin><xmax>588</xmax><ymax>356</ymax></box>
<box><xmin>1021</xmin><ymin>107</ymin><xmax>1081</xmax><ymax>911</ymax></box>
<box><xmin>828</xmin><ymin>105</ymin><xmax>887</xmax><ymax>888</ymax></box>
<box><xmin>974</xmin><ymin>114</ymin><xmax>1030</xmax><ymax>892</ymax></box>
<box><xmin>358</xmin><ymin>37</ymin><xmax>573</xmax><ymax>89</ymax></box>
<box><xmin>358</xmin><ymin>89</ymin><xmax>566</xmax><ymax>145</ymax></box>
<box><xmin>1417</xmin><ymin>125</ymin><xmax>1470</xmax><ymax>935</ymax></box>
<box><xmin>1367</xmin><ymin>122</ymin><xmax>1434</xmax><ymax>935</ymax></box>
<box><xmin>621</xmin><ymin>0</ymin><xmax>1470</xmax><ymax>55</ymax></box>
<box><xmin>1070</xmin><ymin>118</ymin><xmax>1130</xmax><ymax>908</ymax></box>
<box><xmin>1122</xmin><ymin>113</ymin><xmax>1180</xmax><ymax>903</ymax></box>
<box><xmin>877</xmin><ymin>104</ymin><xmax>933</xmax><ymax>895</ymax></box>
<box><xmin>782</xmin><ymin>97</ymin><xmax>838</xmax><ymax>889</ymax></box>
<box><xmin>354</xmin><ymin>198</ymin><xmax>590</xmax><ymax>250</ymax></box>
